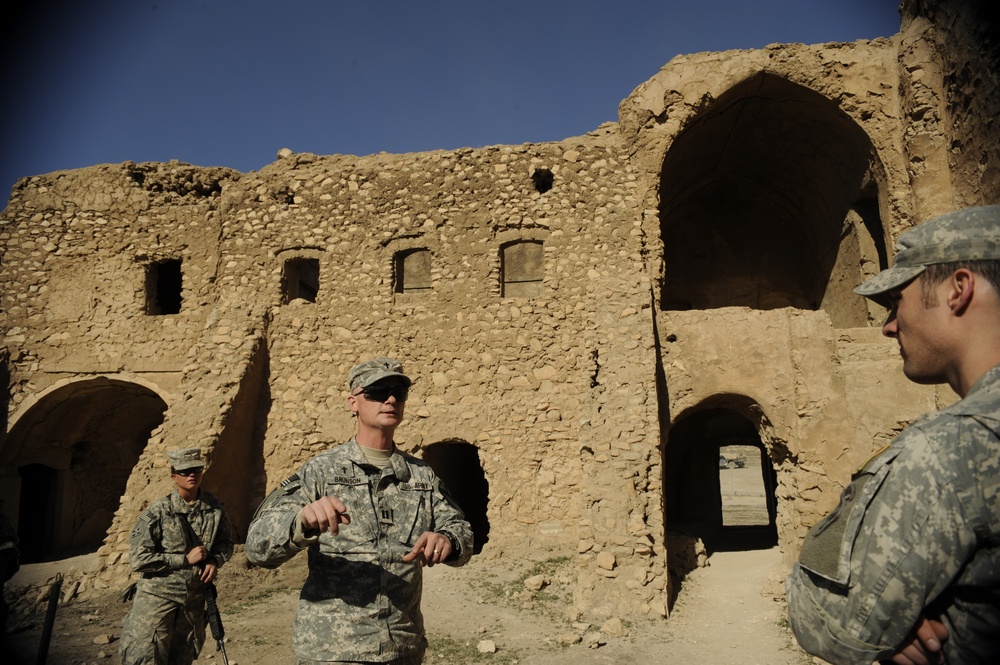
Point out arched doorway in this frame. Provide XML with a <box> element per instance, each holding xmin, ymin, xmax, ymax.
<box><xmin>663</xmin><ymin>404</ymin><xmax>778</xmax><ymax>555</ymax></box>
<box><xmin>659</xmin><ymin>72</ymin><xmax>888</xmax><ymax>327</ymax></box>
<box><xmin>421</xmin><ymin>439</ymin><xmax>490</xmax><ymax>555</ymax></box>
<box><xmin>1</xmin><ymin>377</ymin><xmax>168</xmax><ymax>562</ymax></box>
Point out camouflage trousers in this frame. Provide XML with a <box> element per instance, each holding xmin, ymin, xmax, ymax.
<box><xmin>295</xmin><ymin>651</ymin><xmax>424</xmax><ymax>665</ymax></box>
<box><xmin>120</xmin><ymin>589</ymin><xmax>206</xmax><ymax>665</ymax></box>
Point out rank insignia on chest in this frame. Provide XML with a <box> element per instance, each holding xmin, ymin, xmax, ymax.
<box><xmin>379</xmin><ymin>507</ymin><xmax>394</xmax><ymax>525</ymax></box>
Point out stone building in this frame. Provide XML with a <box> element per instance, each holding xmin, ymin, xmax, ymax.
<box><xmin>1</xmin><ymin>0</ymin><xmax>997</xmax><ymax>620</ymax></box>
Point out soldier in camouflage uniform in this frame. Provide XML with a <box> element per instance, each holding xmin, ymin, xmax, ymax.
<box><xmin>120</xmin><ymin>448</ymin><xmax>234</xmax><ymax>665</ymax></box>
<box><xmin>786</xmin><ymin>205</ymin><xmax>1000</xmax><ymax>665</ymax></box>
<box><xmin>246</xmin><ymin>357</ymin><xmax>473</xmax><ymax>664</ymax></box>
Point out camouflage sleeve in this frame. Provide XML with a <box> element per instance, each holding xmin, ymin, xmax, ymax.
<box><xmin>786</xmin><ymin>425</ymin><xmax>977</xmax><ymax>664</ymax></box>
<box><xmin>129</xmin><ymin>504</ymin><xmax>187</xmax><ymax>573</ymax></box>
<box><xmin>432</xmin><ymin>477</ymin><xmax>473</xmax><ymax>567</ymax></box>
<box><xmin>210</xmin><ymin>503</ymin><xmax>235</xmax><ymax>568</ymax></box>
<box><xmin>245</xmin><ymin>473</ymin><xmax>311</xmax><ymax>568</ymax></box>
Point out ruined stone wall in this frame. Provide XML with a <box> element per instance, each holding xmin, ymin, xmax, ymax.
<box><xmin>4</xmin><ymin>0</ymin><xmax>999</xmax><ymax>620</ymax></box>
<box><xmin>48</xmin><ymin>135</ymin><xmax>660</xmax><ymax>610</ymax></box>
<box><xmin>0</xmin><ymin>162</ymin><xmax>237</xmax><ymax>530</ymax></box>
<box><xmin>899</xmin><ymin>0</ymin><xmax>1000</xmax><ymax>211</ymax></box>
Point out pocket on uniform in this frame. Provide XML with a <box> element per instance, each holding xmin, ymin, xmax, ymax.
<box><xmin>317</xmin><ymin>480</ymin><xmax>377</xmax><ymax>554</ymax></box>
<box><xmin>798</xmin><ymin>447</ymin><xmax>901</xmax><ymax>586</ymax></box>
<box><xmin>394</xmin><ymin>482</ymin><xmax>434</xmax><ymax>545</ymax></box>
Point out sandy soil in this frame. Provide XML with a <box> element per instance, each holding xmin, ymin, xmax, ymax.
<box><xmin>3</xmin><ymin>464</ymin><xmax>815</xmax><ymax>665</ymax></box>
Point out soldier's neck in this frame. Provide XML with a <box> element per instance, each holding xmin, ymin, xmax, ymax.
<box><xmin>356</xmin><ymin>428</ymin><xmax>395</xmax><ymax>451</ymax></box>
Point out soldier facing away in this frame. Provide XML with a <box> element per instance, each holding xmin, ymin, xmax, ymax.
<box><xmin>786</xmin><ymin>205</ymin><xmax>1000</xmax><ymax>664</ymax></box>
<box><xmin>246</xmin><ymin>357</ymin><xmax>473</xmax><ymax>664</ymax></box>
<box><xmin>120</xmin><ymin>448</ymin><xmax>234</xmax><ymax>665</ymax></box>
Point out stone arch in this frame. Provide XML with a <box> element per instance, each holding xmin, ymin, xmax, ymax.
<box><xmin>663</xmin><ymin>395</ymin><xmax>780</xmax><ymax>557</ymax></box>
<box><xmin>1</xmin><ymin>376</ymin><xmax>168</xmax><ymax>562</ymax></box>
<box><xmin>421</xmin><ymin>439</ymin><xmax>490</xmax><ymax>555</ymax></box>
<box><xmin>659</xmin><ymin>72</ymin><xmax>889</xmax><ymax>327</ymax></box>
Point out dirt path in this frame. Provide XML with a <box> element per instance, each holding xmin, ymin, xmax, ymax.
<box><xmin>3</xmin><ymin>543</ymin><xmax>813</xmax><ymax>664</ymax></box>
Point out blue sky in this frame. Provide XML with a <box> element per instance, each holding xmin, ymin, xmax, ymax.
<box><xmin>0</xmin><ymin>1</ymin><xmax>901</xmax><ymax>206</ymax></box>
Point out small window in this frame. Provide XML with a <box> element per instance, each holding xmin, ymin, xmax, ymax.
<box><xmin>146</xmin><ymin>259</ymin><xmax>182</xmax><ymax>315</ymax></box>
<box><xmin>282</xmin><ymin>258</ymin><xmax>319</xmax><ymax>303</ymax></box>
<box><xmin>531</xmin><ymin>167</ymin><xmax>554</xmax><ymax>194</ymax></box>
<box><xmin>394</xmin><ymin>249</ymin><xmax>432</xmax><ymax>294</ymax></box>
<box><xmin>501</xmin><ymin>240</ymin><xmax>543</xmax><ymax>298</ymax></box>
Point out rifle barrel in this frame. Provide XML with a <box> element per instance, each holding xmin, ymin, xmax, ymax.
<box><xmin>36</xmin><ymin>573</ymin><xmax>63</xmax><ymax>665</ymax></box>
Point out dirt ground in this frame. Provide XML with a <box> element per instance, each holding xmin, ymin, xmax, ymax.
<box><xmin>3</xmin><ymin>463</ymin><xmax>815</xmax><ymax>665</ymax></box>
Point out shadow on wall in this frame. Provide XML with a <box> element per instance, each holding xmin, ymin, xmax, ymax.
<box><xmin>202</xmin><ymin>337</ymin><xmax>271</xmax><ymax>542</ymax></box>
<box><xmin>421</xmin><ymin>439</ymin><xmax>490</xmax><ymax>555</ymax></box>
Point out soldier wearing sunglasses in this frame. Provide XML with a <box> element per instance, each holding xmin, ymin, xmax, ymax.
<box><xmin>247</xmin><ymin>357</ymin><xmax>473</xmax><ymax>665</ymax></box>
<box><xmin>120</xmin><ymin>448</ymin><xmax>234</xmax><ymax>665</ymax></box>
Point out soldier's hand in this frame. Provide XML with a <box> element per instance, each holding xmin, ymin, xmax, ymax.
<box><xmin>186</xmin><ymin>545</ymin><xmax>209</xmax><ymax>567</ymax></box>
<box><xmin>300</xmin><ymin>496</ymin><xmax>351</xmax><ymax>535</ymax></box>
<box><xmin>402</xmin><ymin>531</ymin><xmax>451</xmax><ymax>567</ymax></box>
<box><xmin>199</xmin><ymin>560</ymin><xmax>218</xmax><ymax>583</ymax></box>
<box><xmin>890</xmin><ymin>615</ymin><xmax>949</xmax><ymax>665</ymax></box>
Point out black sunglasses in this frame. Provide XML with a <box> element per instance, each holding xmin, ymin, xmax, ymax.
<box><xmin>357</xmin><ymin>384</ymin><xmax>409</xmax><ymax>403</ymax></box>
<box><xmin>172</xmin><ymin>468</ymin><xmax>203</xmax><ymax>477</ymax></box>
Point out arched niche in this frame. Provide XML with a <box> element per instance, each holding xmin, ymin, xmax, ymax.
<box><xmin>2</xmin><ymin>377</ymin><xmax>167</xmax><ymax>562</ymax></box>
<box><xmin>659</xmin><ymin>72</ymin><xmax>888</xmax><ymax>327</ymax></box>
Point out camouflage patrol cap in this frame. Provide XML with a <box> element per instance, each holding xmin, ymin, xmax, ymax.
<box><xmin>348</xmin><ymin>357</ymin><xmax>412</xmax><ymax>391</ymax></box>
<box><xmin>855</xmin><ymin>205</ymin><xmax>1000</xmax><ymax>305</ymax></box>
<box><xmin>167</xmin><ymin>448</ymin><xmax>206</xmax><ymax>472</ymax></box>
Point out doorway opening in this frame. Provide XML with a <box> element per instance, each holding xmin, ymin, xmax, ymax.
<box><xmin>664</xmin><ymin>405</ymin><xmax>778</xmax><ymax>554</ymax></box>
<box><xmin>421</xmin><ymin>439</ymin><xmax>490</xmax><ymax>555</ymax></box>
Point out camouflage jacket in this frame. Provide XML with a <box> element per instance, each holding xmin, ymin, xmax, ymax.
<box><xmin>787</xmin><ymin>364</ymin><xmax>1000</xmax><ymax>664</ymax></box>
<box><xmin>245</xmin><ymin>438</ymin><xmax>473</xmax><ymax>663</ymax></box>
<box><xmin>129</xmin><ymin>489</ymin><xmax>234</xmax><ymax>603</ymax></box>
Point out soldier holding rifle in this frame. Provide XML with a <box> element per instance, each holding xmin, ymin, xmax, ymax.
<box><xmin>120</xmin><ymin>448</ymin><xmax>234</xmax><ymax>665</ymax></box>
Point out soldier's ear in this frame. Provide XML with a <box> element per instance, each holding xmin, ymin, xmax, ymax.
<box><xmin>947</xmin><ymin>269</ymin><xmax>974</xmax><ymax>314</ymax></box>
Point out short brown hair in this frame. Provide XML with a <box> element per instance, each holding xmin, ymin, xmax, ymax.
<box><xmin>920</xmin><ymin>259</ymin><xmax>1000</xmax><ymax>306</ymax></box>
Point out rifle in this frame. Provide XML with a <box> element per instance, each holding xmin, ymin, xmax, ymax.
<box><xmin>205</xmin><ymin>582</ymin><xmax>229</xmax><ymax>665</ymax></box>
<box><xmin>176</xmin><ymin>511</ymin><xmax>229</xmax><ymax>664</ymax></box>
<box><xmin>35</xmin><ymin>573</ymin><xmax>62</xmax><ymax>665</ymax></box>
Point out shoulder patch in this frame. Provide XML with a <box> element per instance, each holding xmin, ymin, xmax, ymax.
<box><xmin>252</xmin><ymin>474</ymin><xmax>303</xmax><ymax>521</ymax></box>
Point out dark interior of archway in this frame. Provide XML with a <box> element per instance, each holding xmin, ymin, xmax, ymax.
<box><xmin>6</xmin><ymin>381</ymin><xmax>167</xmax><ymax>562</ymax></box>
<box><xmin>663</xmin><ymin>407</ymin><xmax>777</xmax><ymax>554</ymax></box>
<box><xmin>421</xmin><ymin>440</ymin><xmax>490</xmax><ymax>555</ymax></box>
<box><xmin>659</xmin><ymin>73</ymin><xmax>885</xmax><ymax>318</ymax></box>
<box><xmin>17</xmin><ymin>463</ymin><xmax>57</xmax><ymax>561</ymax></box>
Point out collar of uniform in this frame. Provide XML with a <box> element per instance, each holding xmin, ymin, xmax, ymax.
<box><xmin>169</xmin><ymin>489</ymin><xmax>201</xmax><ymax>512</ymax></box>
<box><xmin>345</xmin><ymin>437</ymin><xmax>412</xmax><ymax>482</ymax></box>
<box><xmin>968</xmin><ymin>362</ymin><xmax>1000</xmax><ymax>397</ymax></box>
